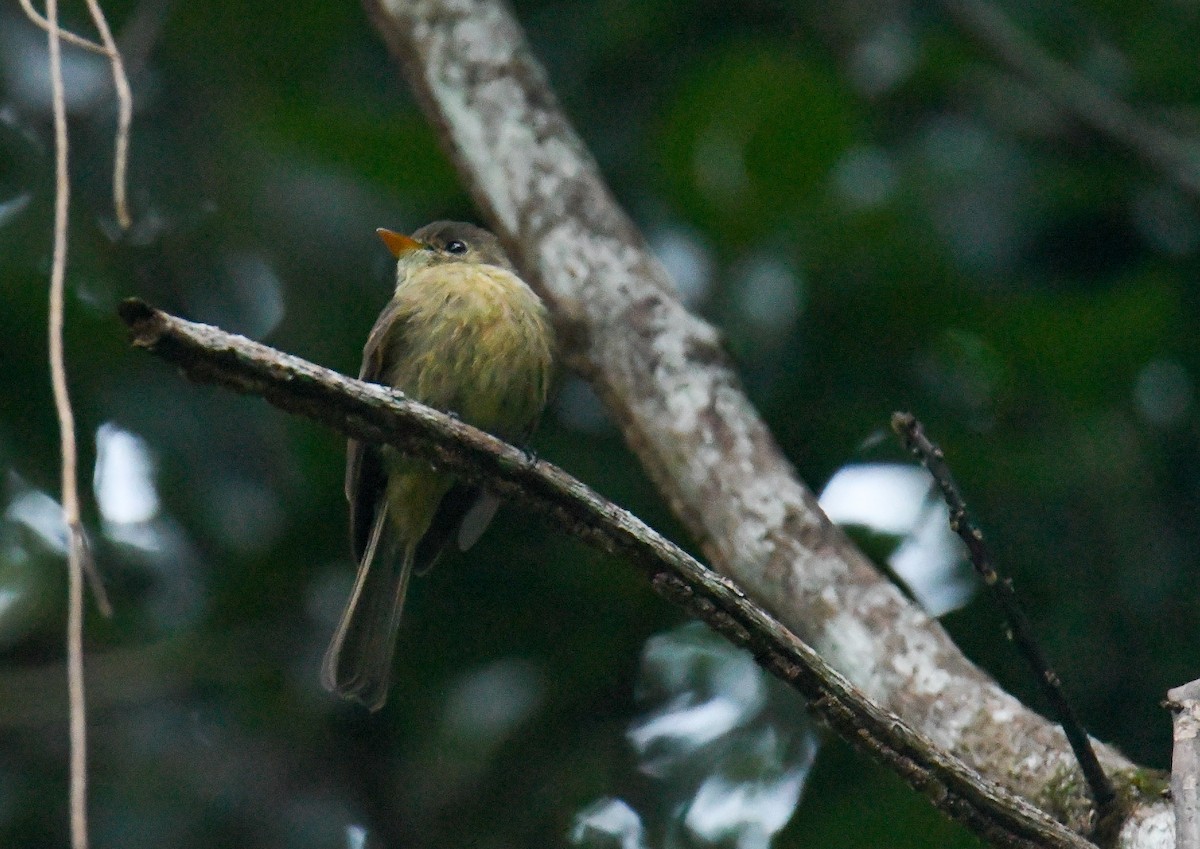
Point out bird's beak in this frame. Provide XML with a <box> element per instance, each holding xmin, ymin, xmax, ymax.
<box><xmin>376</xmin><ymin>228</ymin><xmax>424</xmax><ymax>258</ymax></box>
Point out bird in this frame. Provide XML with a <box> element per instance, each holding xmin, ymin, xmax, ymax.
<box><xmin>321</xmin><ymin>221</ymin><xmax>555</xmax><ymax>711</ymax></box>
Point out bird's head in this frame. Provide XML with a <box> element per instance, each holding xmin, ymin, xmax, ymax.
<box><xmin>376</xmin><ymin>221</ymin><xmax>514</xmax><ymax>279</ymax></box>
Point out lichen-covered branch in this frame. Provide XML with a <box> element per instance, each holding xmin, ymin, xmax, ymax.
<box><xmin>1168</xmin><ymin>681</ymin><xmax>1200</xmax><ymax>849</ymax></box>
<box><xmin>362</xmin><ymin>0</ymin><xmax>1171</xmax><ymax>844</ymax></box>
<box><xmin>118</xmin><ymin>297</ymin><xmax>1097</xmax><ymax>849</ymax></box>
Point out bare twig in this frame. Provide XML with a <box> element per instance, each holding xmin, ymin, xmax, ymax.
<box><xmin>360</xmin><ymin>1</ymin><xmax>1170</xmax><ymax>839</ymax></box>
<box><xmin>892</xmin><ymin>412</ymin><xmax>1117</xmax><ymax>832</ymax></box>
<box><xmin>1167</xmin><ymin>680</ymin><xmax>1200</xmax><ymax>849</ymax></box>
<box><xmin>17</xmin><ymin>5</ymin><xmax>116</xmax><ymax>619</ymax></box>
<box><xmin>82</xmin><ymin>0</ymin><xmax>133</xmax><ymax>230</ymax></box>
<box><xmin>938</xmin><ymin>0</ymin><xmax>1200</xmax><ymax>201</ymax></box>
<box><xmin>38</xmin><ymin>0</ymin><xmax>92</xmax><ymax>845</ymax></box>
<box><xmin>103</xmin><ymin>0</ymin><xmax>173</xmax><ymax>81</ymax></box>
<box><xmin>117</xmin><ymin>298</ymin><xmax>1096</xmax><ymax>849</ymax></box>
<box><xmin>16</xmin><ymin>0</ymin><xmax>108</xmax><ymax>54</ymax></box>
<box><xmin>17</xmin><ymin>0</ymin><xmax>135</xmax><ymax>229</ymax></box>
<box><xmin>18</xmin><ymin>0</ymin><xmax>127</xmax><ymax>841</ymax></box>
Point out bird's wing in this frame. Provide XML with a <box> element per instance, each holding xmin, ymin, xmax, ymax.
<box><xmin>346</xmin><ymin>290</ymin><xmax>510</xmax><ymax>572</ymax></box>
<box><xmin>345</xmin><ymin>299</ymin><xmax>409</xmax><ymax>563</ymax></box>
<box><xmin>409</xmin><ymin>484</ymin><xmax>498</xmax><ymax>575</ymax></box>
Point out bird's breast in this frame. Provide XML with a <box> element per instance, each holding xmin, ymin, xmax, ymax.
<box><xmin>383</xmin><ymin>264</ymin><xmax>553</xmax><ymax>438</ymax></box>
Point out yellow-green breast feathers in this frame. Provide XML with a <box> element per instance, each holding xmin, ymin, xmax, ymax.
<box><xmin>382</xmin><ymin>261</ymin><xmax>554</xmax><ymax>437</ymax></box>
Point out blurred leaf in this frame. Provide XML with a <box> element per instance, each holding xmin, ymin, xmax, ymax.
<box><xmin>658</xmin><ymin>44</ymin><xmax>858</xmax><ymax>244</ymax></box>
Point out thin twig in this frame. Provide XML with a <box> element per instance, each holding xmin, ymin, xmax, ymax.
<box><xmin>102</xmin><ymin>0</ymin><xmax>173</xmax><ymax>81</ymax></box>
<box><xmin>16</xmin><ymin>0</ymin><xmax>108</xmax><ymax>54</ymax></box>
<box><xmin>117</xmin><ymin>299</ymin><xmax>1097</xmax><ymax>849</ymax></box>
<box><xmin>17</xmin><ymin>0</ymin><xmax>135</xmax><ymax>229</ymax></box>
<box><xmin>16</xmin><ymin>2</ymin><xmax>116</xmax><ymax>617</ymax></box>
<box><xmin>81</xmin><ymin>0</ymin><xmax>133</xmax><ymax>230</ymax></box>
<box><xmin>1166</xmin><ymin>680</ymin><xmax>1200</xmax><ymax>849</ymax></box>
<box><xmin>938</xmin><ymin>0</ymin><xmax>1200</xmax><ymax>202</ymax></box>
<box><xmin>41</xmin><ymin>0</ymin><xmax>91</xmax><ymax>845</ymax></box>
<box><xmin>891</xmin><ymin>412</ymin><xmax>1117</xmax><ymax>830</ymax></box>
<box><xmin>15</xmin><ymin>0</ymin><xmax>130</xmax><ymax>610</ymax></box>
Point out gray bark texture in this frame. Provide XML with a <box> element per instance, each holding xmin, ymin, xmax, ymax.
<box><xmin>364</xmin><ymin>0</ymin><xmax>1173</xmax><ymax>845</ymax></box>
<box><xmin>1169</xmin><ymin>681</ymin><xmax>1200</xmax><ymax>849</ymax></box>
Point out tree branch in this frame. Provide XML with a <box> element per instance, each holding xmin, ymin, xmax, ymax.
<box><xmin>1167</xmin><ymin>681</ymin><xmax>1200</xmax><ymax>849</ymax></box>
<box><xmin>362</xmin><ymin>0</ymin><xmax>1169</xmax><ymax>843</ymax></box>
<box><xmin>117</xmin><ymin>297</ymin><xmax>1097</xmax><ymax>849</ymax></box>
<box><xmin>938</xmin><ymin>0</ymin><xmax>1200</xmax><ymax>202</ymax></box>
<box><xmin>893</xmin><ymin>412</ymin><xmax>1117</xmax><ymax>835</ymax></box>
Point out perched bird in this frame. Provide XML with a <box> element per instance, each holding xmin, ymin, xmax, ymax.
<box><xmin>321</xmin><ymin>221</ymin><xmax>555</xmax><ymax>711</ymax></box>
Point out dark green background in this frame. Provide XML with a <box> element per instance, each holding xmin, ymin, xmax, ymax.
<box><xmin>1</xmin><ymin>0</ymin><xmax>1198</xmax><ymax>846</ymax></box>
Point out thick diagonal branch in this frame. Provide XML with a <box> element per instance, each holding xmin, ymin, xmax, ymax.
<box><xmin>1168</xmin><ymin>681</ymin><xmax>1200</xmax><ymax>849</ymax></box>
<box><xmin>118</xmin><ymin>298</ymin><xmax>1096</xmax><ymax>849</ymax></box>
<box><xmin>363</xmin><ymin>0</ymin><xmax>1167</xmax><ymax>843</ymax></box>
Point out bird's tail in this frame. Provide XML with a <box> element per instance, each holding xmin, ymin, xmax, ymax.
<box><xmin>320</xmin><ymin>505</ymin><xmax>414</xmax><ymax>712</ymax></box>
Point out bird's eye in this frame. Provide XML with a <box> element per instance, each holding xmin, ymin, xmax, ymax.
<box><xmin>445</xmin><ymin>240</ymin><xmax>468</xmax><ymax>254</ymax></box>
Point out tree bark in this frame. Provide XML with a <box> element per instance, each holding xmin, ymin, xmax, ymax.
<box><xmin>1169</xmin><ymin>681</ymin><xmax>1200</xmax><ymax>849</ymax></box>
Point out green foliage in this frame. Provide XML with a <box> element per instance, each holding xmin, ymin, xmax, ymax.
<box><xmin>658</xmin><ymin>44</ymin><xmax>858</xmax><ymax>243</ymax></box>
